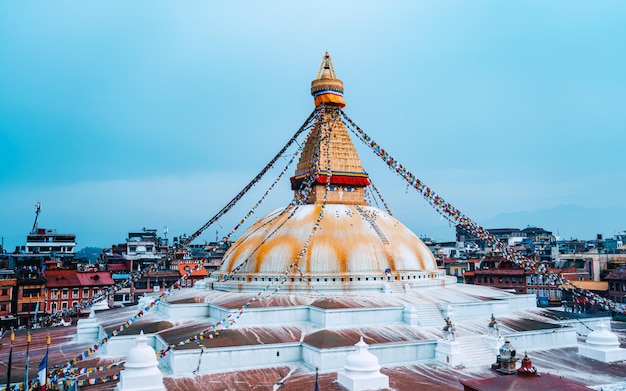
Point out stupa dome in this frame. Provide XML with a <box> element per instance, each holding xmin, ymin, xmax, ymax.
<box><xmin>344</xmin><ymin>337</ymin><xmax>381</xmax><ymax>373</ymax></box>
<box><xmin>125</xmin><ymin>331</ymin><xmax>159</xmax><ymax>369</ymax></box>
<box><xmin>214</xmin><ymin>204</ymin><xmax>440</xmax><ymax>292</ymax></box>
<box><xmin>585</xmin><ymin>322</ymin><xmax>620</xmax><ymax>348</ymax></box>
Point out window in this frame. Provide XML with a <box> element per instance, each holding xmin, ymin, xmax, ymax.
<box><xmin>83</xmin><ymin>288</ymin><xmax>90</xmax><ymax>298</ymax></box>
<box><xmin>62</xmin><ymin>289</ymin><xmax>68</xmax><ymax>299</ymax></box>
<box><xmin>72</xmin><ymin>288</ymin><xmax>79</xmax><ymax>298</ymax></box>
<box><xmin>0</xmin><ymin>304</ymin><xmax>6</xmax><ymax>311</ymax></box>
<box><xmin>1</xmin><ymin>288</ymin><xmax>8</xmax><ymax>296</ymax></box>
<box><xmin>23</xmin><ymin>288</ymin><xmax>39</xmax><ymax>297</ymax></box>
<box><xmin>51</xmin><ymin>289</ymin><xmax>58</xmax><ymax>299</ymax></box>
<box><xmin>498</xmin><ymin>277</ymin><xmax>503</xmax><ymax>283</ymax></box>
<box><xmin>62</xmin><ymin>302</ymin><xmax>68</xmax><ymax>310</ymax></box>
<box><xmin>505</xmin><ymin>277</ymin><xmax>509</xmax><ymax>283</ymax></box>
<box><xmin>477</xmin><ymin>277</ymin><xmax>482</xmax><ymax>283</ymax></box>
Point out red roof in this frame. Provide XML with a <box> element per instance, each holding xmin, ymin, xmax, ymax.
<box><xmin>76</xmin><ymin>271</ymin><xmax>115</xmax><ymax>286</ymax></box>
<box><xmin>473</xmin><ymin>269</ymin><xmax>525</xmax><ymax>275</ymax></box>
<box><xmin>460</xmin><ymin>373</ymin><xmax>589</xmax><ymax>391</ymax></box>
<box><xmin>177</xmin><ymin>262</ymin><xmax>209</xmax><ymax>277</ymax></box>
<box><xmin>44</xmin><ymin>270</ymin><xmax>114</xmax><ymax>288</ymax></box>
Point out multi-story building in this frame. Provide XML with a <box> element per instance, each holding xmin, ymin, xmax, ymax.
<box><xmin>605</xmin><ymin>265</ymin><xmax>626</xmax><ymax>305</ymax></box>
<box><xmin>0</xmin><ymin>270</ymin><xmax>17</xmax><ymax>327</ymax></box>
<box><xmin>473</xmin><ymin>257</ymin><xmax>528</xmax><ymax>294</ymax></box>
<box><xmin>443</xmin><ymin>257</ymin><xmax>479</xmax><ymax>283</ymax></box>
<box><xmin>11</xmin><ymin>253</ymin><xmax>47</xmax><ymax>327</ymax></box>
<box><xmin>44</xmin><ymin>269</ymin><xmax>115</xmax><ymax>314</ymax></box>
<box><xmin>25</xmin><ymin>228</ymin><xmax>76</xmax><ymax>264</ymax></box>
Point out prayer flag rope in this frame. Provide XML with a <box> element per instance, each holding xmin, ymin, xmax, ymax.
<box><xmin>339</xmin><ymin>108</ymin><xmax>626</xmax><ymax>315</ymax></box>
<box><xmin>53</xmin><ymin>263</ymin><xmax>203</xmax><ymax>374</ymax></box>
<box><xmin>180</xmin><ymin>108</ymin><xmax>320</xmax><ymax>247</ymax></box>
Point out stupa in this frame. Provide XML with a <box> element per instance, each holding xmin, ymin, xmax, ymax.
<box><xmin>213</xmin><ymin>51</ymin><xmax>446</xmax><ymax>294</ymax></box>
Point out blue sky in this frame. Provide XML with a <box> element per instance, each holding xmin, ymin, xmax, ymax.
<box><xmin>1</xmin><ymin>1</ymin><xmax>625</xmax><ymax>249</ymax></box>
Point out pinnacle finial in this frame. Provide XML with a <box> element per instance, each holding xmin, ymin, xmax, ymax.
<box><xmin>311</xmin><ymin>51</ymin><xmax>345</xmax><ymax>107</ymax></box>
<box><xmin>317</xmin><ymin>51</ymin><xmax>337</xmax><ymax>80</ymax></box>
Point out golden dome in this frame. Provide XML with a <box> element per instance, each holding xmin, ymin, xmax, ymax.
<box><xmin>213</xmin><ymin>204</ymin><xmax>440</xmax><ymax>292</ymax></box>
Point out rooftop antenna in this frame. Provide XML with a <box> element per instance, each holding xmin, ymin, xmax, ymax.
<box><xmin>31</xmin><ymin>201</ymin><xmax>41</xmax><ymax>234</ymax></box>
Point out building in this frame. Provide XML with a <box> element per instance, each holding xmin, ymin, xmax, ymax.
<box><xmin>472</xmin><ymin>257</ymin><xmax>527</xmax><ymax>294</ymax></box>
<box><xmin>0</xmin><ymin>270</ymin><xmax>16</xmax><ymax>327</ymax></box>
<box><xmin>606</xmin><ymin>264</ymin><xmax>626</xmax><ymax>305</ymax></box>
<box><xmin>44</xmin><ymin>269</ymin><xmax>115</xmax><ymax>315</ymax></box>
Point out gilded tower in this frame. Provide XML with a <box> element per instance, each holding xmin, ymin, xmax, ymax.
<box><xmin>290</xmin><ymin>52</ymin><xmax>370</xmax><ymax>205</ymax></box>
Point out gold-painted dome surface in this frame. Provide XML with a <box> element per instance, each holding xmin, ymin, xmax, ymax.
<box><xmin>218</xmin><ymin>204</ymin><xmax>437</xmax><ymax>276</ymax></box>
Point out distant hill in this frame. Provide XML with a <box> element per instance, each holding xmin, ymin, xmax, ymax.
<box><xmin>76</xmin><ymin>247</ymin><xmax>102</xmax><ymax>263</ymax></box>
<box><xmin>480</xmin><ymin>204</ymin><xmax>626</xmax><ymax>240</ymax></box>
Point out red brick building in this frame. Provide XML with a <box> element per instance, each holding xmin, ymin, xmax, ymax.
<box><xmin>471</xmin><ymin>256</ymin><xmax>592</xmax><ymax>305</ymax></box>
<box><xmin>44</xmin><ymin>269</ymin><xmax>115</xmax><ymax>314</ymax></box>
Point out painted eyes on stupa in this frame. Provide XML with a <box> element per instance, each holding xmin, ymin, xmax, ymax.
<box><xmin>328</xmin><ymin>186</ymin><xmax>356</xmax><ymax>192</ymax></box>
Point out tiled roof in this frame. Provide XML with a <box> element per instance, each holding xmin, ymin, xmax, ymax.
<box><xmin>460</xmin><ymin>372</ymin><xmax>590</xmax><ymax>391</ymax></box>
<box><xmin>44</xmin><ymin>269</ymin><xmax>81</xmax><ymax>287</ymax></box>
<box><xmin>568</xmin><ymin>280</ymin><xmax>609</xmax><ymax>291</ymax></box>
<box><xmin>44</xmin><ymin>270</ymin><xmax>114</xmax><ymax>288</ymax></box>
<box><xmin>177</xmin><ymin>262</ymin><xmax>208</xmax><ymax>277</ymax></box>
<box><xmin>76</xmin><ymin>271</ymin><xmax>115</xmax><ymax>286</ymax></box>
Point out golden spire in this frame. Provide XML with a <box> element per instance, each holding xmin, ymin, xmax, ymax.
<box><xmin>291</xmin><ymin>53</ymin><xmax>369</xmax><ymax>204</ymax></box>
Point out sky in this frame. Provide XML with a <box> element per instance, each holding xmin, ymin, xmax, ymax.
<box><xmin>1</xmin><ymin>1</ymin><xmax>625</xmax><ymax>250</ymax></box>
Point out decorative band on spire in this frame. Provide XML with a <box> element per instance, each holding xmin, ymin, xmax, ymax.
<box><xmin>290</xmin><ymin>170</ymin><xmax>371</xmax><ymax>190</ymax></box>
<box><xmin>311</xmin><ymin>51</ymin><xmax>346</xmax><ymax>108</ymax></box>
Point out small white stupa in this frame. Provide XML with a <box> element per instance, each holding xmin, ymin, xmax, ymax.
<box><xmin>578</xmin><ymin>322</ymin><xmax>626</xmax><ymax>362</ymax></box>
<box><xmin>337</xmin><ymin>336</ymin><xmax>389</xmax><ymax>391</ymax></box>
<box><xmin>117</xmin><ymin>331</ymin><xmax>165</xmax><ymax>391</ymax></box>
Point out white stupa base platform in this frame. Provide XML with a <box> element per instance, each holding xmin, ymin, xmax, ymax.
<box><xmin>578</xmin><ymin>322</ymin><xmax>626</xmax><ymax>363</ymax></box>
<box><xmin>337</xmin><ymin>371</ymin><xmax>389</xmax><ymax>391</ymax></box>
<box><xmin>579</xmin><ymin>345</ymin><xmax>626</xmax><ymax>363</ymax></box>
<box><xmin>76</xmin><ymin>310</ymin><xmax>100</xmax><ymax>342</ymax></box>
<box><xmin>435</xmin><ymin>339</ymin><xmax>462</xmax><ymax>366</ymax></box>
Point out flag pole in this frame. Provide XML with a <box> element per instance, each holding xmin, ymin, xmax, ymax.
<box><xmin>5</xmin><ymin>329</ymin><xmax>14</xmax><ymax>391</ymax></box>
<box><xmin>24</xmin><ymin>330</ymin><xmax>31</xmax><ymax>390</ymax></box>
<box><xmin>44</xmin><ymin>334</ymin><xmax>51</xmax><ymax>390</ymax></box>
